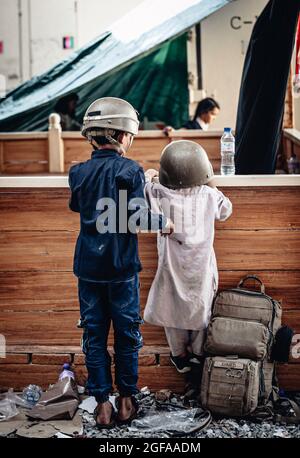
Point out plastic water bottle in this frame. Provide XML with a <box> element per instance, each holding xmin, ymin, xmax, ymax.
<box><xmin>221</xmin><ymin>127</ymin><xmax>235</xmax><ymax>175</ymax></box>
<box><xmin>59</xmin><ymin>363</ymin><xmax>75</xmax><ymax>381</ymax></box>
<box><xmin>287</xmin><ymin>155</ymin><xmax>300</xmax><ymax>174</ymax></box>
<box><xmin>22</xmin><ymin>384</ymin><xmax>42</xmax><ymax>405</ymax></box>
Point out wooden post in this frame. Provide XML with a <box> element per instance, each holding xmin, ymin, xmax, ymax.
<box><xmin>0</xmin><ymin>141</ymin><xmax>4</xmax><ymax>174</ymax></box>
<box><xmin>48</xmin><ymin>113</ymin><xmax>64</xmax><ymax>173</ymax></box>
<box><xmin>283</xmin><ymin>68</ymin><xmax>294</xmax><ymax>129</ymax></box>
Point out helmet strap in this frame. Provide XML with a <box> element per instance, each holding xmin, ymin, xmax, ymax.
<box><xmin>88</xmin><ymin>134</ymin><xmax>125</xmax><ymax>156</ymax></box>
<box><xmin>105</xmin><ymin>134</ymin><xmax>126</xmax><ymax>156</ymax></box>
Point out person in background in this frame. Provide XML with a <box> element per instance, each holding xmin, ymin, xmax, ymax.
<box><xmin>54</xmin><ymin>92</ymin><xmax>81</xmax><ymax>131</ymax></box>
<box><xmin>182</xmin><ymin>97</ymin><xmax>220</xmax><ymax>130</ymax></box>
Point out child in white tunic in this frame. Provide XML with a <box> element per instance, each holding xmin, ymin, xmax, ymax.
<box><xmin>143</xmin><ymin>140</ymin><xmax>232</xmax><ymax>393</ymax></box>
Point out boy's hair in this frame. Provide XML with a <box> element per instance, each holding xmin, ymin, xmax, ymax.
<box><xmin>86</xmin><ymin>128</ymin><xmax>123</xmax><ymax>147</ymax></box>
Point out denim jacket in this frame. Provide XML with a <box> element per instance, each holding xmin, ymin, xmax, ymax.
<box><xmin>69</xmin><ymin>148</ymin><xmax>166</xmax><ymax>282</ymax></box>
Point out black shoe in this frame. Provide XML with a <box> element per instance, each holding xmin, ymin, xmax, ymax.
<box><xmin>189</xmin><ymin>353</ymin><xmax>203</xmax><ymax>365</ymax></box>
<box><xmin>170</xmin><ymin>353</ymin><xmax>191</xmax><ymax>374</ymax></box>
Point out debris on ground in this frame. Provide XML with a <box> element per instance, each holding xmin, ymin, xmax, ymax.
<box><xmin>1</xmin><ymin>388</ymin><xmax>300</xmax><ymax>438</ymax></box>
<box><xmin>27</xmin><ymin>378</ymin><xmax>79</xmax><ymax>421</ymax></box>
<box><xmin>155</xmin><ymin>389</ymin><xmax>172</xmax><ymax>402</ymax></box>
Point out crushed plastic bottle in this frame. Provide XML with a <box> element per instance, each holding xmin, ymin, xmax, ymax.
<box><xmin>22</xmin><ymin>385</ymin><xmax>43</xmax><ymax>406</ymax></box>
<box><xmin>0</xmin><ymin>393</ymin><xmax>19</xmax><ymax>421</ymax></box>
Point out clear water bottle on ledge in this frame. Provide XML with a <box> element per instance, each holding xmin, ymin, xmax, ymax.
<box><xmin>221</xmin><ymin>127</ymin><xmax>235</xmax><ymax>175</ymax></box>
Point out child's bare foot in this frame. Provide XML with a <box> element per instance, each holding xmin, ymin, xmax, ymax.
<box><xmin>116</xmin><ymin>396</ymin><xmax>138</xmax><ymax>424</ymax></box>
<box><xmin>94</xmin><ymin>401</ymin><xmax>115</xmax><ymax>429</ymax></box>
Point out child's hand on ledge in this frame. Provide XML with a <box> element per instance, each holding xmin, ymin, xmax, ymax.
<box><xmin>145</xmin><ymin>168</ymin><xmax>159</xmax><ymax>183</ymax></box>
<box><xmin>161</xmin><ymin>218</ymin><xmax>175</xmax><ymax>236</ymax></box>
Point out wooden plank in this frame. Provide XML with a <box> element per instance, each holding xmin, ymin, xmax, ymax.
<box><xmin>2</xmin><ymin>139</ymin><xmax>48</xmax><ymax>174</ymax></box>
<box><xmin>0</xmin><ymin>190</ymin><xmax>78</xmax><ymax>231</ymax></box>
<box><xmin>139</xmin><ymin>231</ymin><xmax>300</xmax><ymax>271</ymax></box>
<box><xmin>128</xmin><ymin>138</ymin><xmax>169</xmax><ymax>160</ymax></box>
<box><xmin>0</xmin><ymin>270</ymin><xmax>300</xmax><ymax>313</ymax></box>
<box><xmin>0</xmin><ymin>364</ymin><xmax>63</xmax><ymax>391</ymax></box>
<box><xmin>0</xmin><ymin>231</ymin><xmax>76</xmax><ymax>271</ymax></box>
<box><xmin>0</xmin><ymin>362</ymin><xmax>298</xmax><ymax>392</ymax></box>
<box><xmin>0</xmin><ymin>310</ymin><xmax>167</xmax><ymax>346</ymax></box>
<box><xmin>0</xmin><ymin>141</ymin><xmax>3</xmax><ymax>174</ymax></box>
<box><xmin>0</xmin><ymin>271</ymin><xmax>79</xmax><ymax>312</ymax></box>
<box><xmin>0</xmin><ymin>363</ymin><xmax>187</xmax><ymax>392</ymax></box>
<box><xmin>64</xmin><ymin>139</ymin><xmax>92</xmax><ymax>170</ymax></box>
<box><xmin>277</xmin><ymin>364</ymin><xmax>300</xmax><ymax>391</ymax></box>
<box><xmin>0</xmin><ymin>133</ymin><xmax>48</xmax><ymax>140</ymax></box>
<box><xmin>0</xmin><ymin>309</ymin><xmax>299</xmax><ymax>347</ymax></box>
<box><xmin>0</xmin><ymin>354</ymin><xmax>29</xmax><ymax>364</ymax></box>
<box><xmin>63</xmin><ymin>135</ymin><xmax>222</xmax><ymax>172</ymax></box>
<box><xmin>0</xmin><ymin>229</ymin><xmax>299</xmax><ymax>271</ymax></box>
<box><xmin>5</xmin><ymin>345</ymin><xmax>169</xmax><ymax>355</ymax></box>
<box><xmin>1</xmin><ymin>187</ymin><xmax>299</xmax><ymax>231</ymax></box>
<box><xmin>31</xmin><ymin>354</ymin><xmax>72</xmax><ymax>365</ymax></box>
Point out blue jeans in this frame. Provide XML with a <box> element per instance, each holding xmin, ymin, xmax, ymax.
<box><xmin>78</xmin><ymin>274</ymin><xmax>143</xmax><ymax>403</ymax></box>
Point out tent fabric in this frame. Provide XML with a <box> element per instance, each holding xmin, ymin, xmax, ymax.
<box><xmin>235</xmin><ymin>0</ymin><xmax>300</xmax><ymax>174</ymax></box>
<box><xmin>0</xmin><ymin>0</ymin><xmax>232</xmax><ymax>131</ymax></box>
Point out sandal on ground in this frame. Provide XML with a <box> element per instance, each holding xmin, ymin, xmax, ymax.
<box><xmin>93</xmin><ymin>401</ymin><xmax>116</xmax><ymax>429</ymax></box>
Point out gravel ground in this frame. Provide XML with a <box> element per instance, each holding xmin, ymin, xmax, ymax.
<box><xmin>81</xmin><ymin>390</ymin><xmax>300</xmax><ymax>439</ymax></box>
<box><xmin>2</xmin><ymin>389</ymin><xmax>299</xmax><ymax>438</ymax></box>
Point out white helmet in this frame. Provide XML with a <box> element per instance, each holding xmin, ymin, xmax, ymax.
<box><xmin>81</xmin><ymin>97</ymin><xmax>139</xmax><ymax>138</ymax></box>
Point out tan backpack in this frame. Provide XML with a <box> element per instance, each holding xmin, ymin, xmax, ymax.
<box><xmin>201</xmin><ymin>275</ymin><xmax>282</xmax><ymax>416</ymax></box>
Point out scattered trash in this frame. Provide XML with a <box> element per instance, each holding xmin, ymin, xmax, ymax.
<box><xmin>129</xmin><ymin>407</ymin><xmax>211</xmax><ymax>436</ymax></box>
<box><xmin>78</xmin><ymin>396</ymin><xmax>97</xmax><ymax>414</ymax></box>
<box><xmin>0</xmin><ymin>406</ymin><xmax>83</xmax><ymax>438</ymax></box>
<box><xmin>155</xmin><ymin>389</ymin><xmax>172</xmax><ymax>402</ymax></box>
<box><xmin>0</xmin><ymin>393</ymin><xmax>19</xmax><ymax>421</ymax></box>
<box><xmin>59</xmin><ymin>363</ymin><xmax>75</xmax><ymax>381</ymax></box>
<box><xmin>16</xmin><ymin>423</ymin><xmax>58</xmax><ymax>438</ymax></box>
<box><xmin>1</xmin><ymin>387</ymin><xmax>300</xmax><ymax>438</ymax></box>
<box><xmin>0</xmin><ymin>418</ymin><xmax>26</xmax><ymax>437</ymax></box>
<box><xmin>141</xmin><ymin>386</ymin><xmax>150</xmax><ymax>394</ymax></box>
<box><xmin>77</xmin><ymin>385</ymin><xmax>85</xmax><ymax>395</ymax></box>
<box><xmin>22</xmin><ymin>385</ymin><xmax>43</xmax><ymax>406</ymax></box>
<box><xmin>55</xmin><ymin>432</ymin><xmax>72</xmax><ymax>438</ymax></box>
<box><xmin>273</xmin><ymin>428</ymin><xmax>288</xmax><ymax>438</ymax></box>
<box><xmin>27</xmin><ymin>378</ymin><xmax>79</xmax><ymax>421</ymax></box>
<box><xmin>79</xmin><ymin>395</ymin><xmax>117</xmax><ymax>414</ymax></box>
<box><xmin>48</xmin><ymin>411</ymin><xmax>83</xmax><ymax>436</ymax></box>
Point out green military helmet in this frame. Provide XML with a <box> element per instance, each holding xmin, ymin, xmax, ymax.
<box><xmin>81</xmin><ymin>97</ymin><xmax>139</xmax><ymax>137</ymax></box>
<box><xmin>159</xmin><ymin>140</ymin><xmax>214</xmax><ymax>189</ymax></box>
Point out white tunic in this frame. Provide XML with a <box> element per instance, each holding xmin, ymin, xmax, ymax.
<box><xmin>143</xmin><ymin>182</ymin><xmax>232</xmax><ymax>330</ymax></box>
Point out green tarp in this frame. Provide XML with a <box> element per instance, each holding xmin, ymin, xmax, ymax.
<box><xmin>0</xmin><ymin>0</ymin><xmax>232</xmax><ymax>131</ymax></box>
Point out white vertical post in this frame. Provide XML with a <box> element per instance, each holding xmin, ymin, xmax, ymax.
<box><xmin>48</xmin><ymin>113</ymin><xmax>64</xmax><ymax>173</ymax></box>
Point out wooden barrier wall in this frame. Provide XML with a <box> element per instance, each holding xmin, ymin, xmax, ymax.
<box><xmin>1</xmin><ymin>125</ymin><xmax>298</xmax><ymax>177</ymax></box>
<box><xmin>0</xmin><ymin>128</ymin><xmax>222</xmax><ymax>176</ymax></box>
<box><xmin>0</xmin><ymin>179</ymin><xmax>300</xmax><ymax>392</ymax></box>
<box><xmin>282</xmin><ymin>129</ymin><xmax>300</xmax><ymax>172</ymax></box>
<box><xmin>63</xmin><ymin>131</ymin><xmax>222</xmax><ymax>173</ymax></box>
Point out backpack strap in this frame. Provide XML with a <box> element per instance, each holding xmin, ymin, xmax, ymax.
<box><xmin>274</xmin><ymin>398</ymin><xmax>300</xmax><ymax>425</ymax></box>
<box><xmin>237</xmin><ymin>275</ymin><xmax>265</xmax><ymax>294</ymax></box>
<box><xmin>250</xmin><ymin>396</ymin><xmax>300</xmax><ymax>424</ymax></box>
